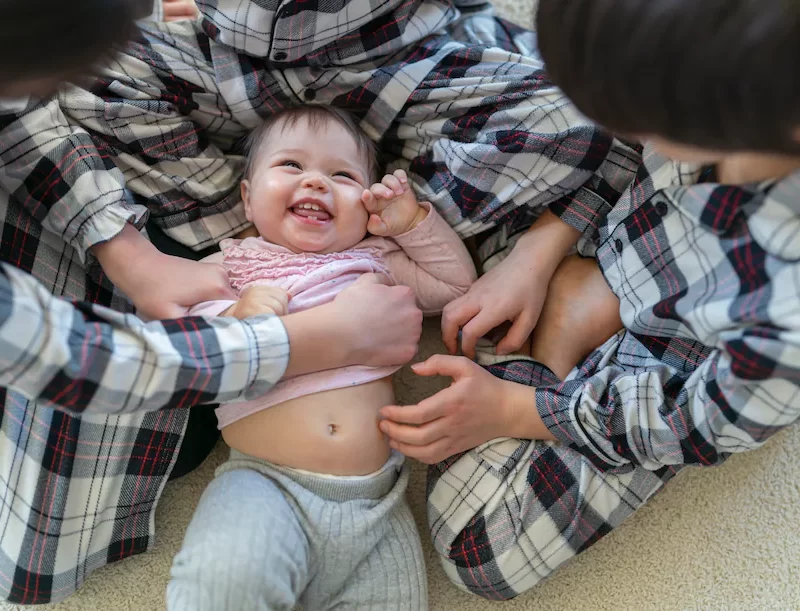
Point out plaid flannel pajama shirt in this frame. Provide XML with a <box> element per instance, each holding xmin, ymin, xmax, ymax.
<box><xmin>0</xmin><ymin>0</ymin><xmax>636</xmax><ymax>603</ymax></box>
<box><xmin>428</xmin><ymin>147</ymin><xmax>800</xmax><ymax>599</ymax></box>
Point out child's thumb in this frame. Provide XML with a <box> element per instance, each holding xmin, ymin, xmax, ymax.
<box><xmin>411</xmin><ymin>354</ymin><xmax>467</xmax><ymax>379</ymax></box>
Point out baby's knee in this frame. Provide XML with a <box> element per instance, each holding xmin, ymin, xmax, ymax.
<box><xmin>168</xmin><ymin>471</ymin><xmax>309</xmax><ymax>609</ymax></box>
<box><xmin>168</xmin><ymin>532</ymin><xmax>296</xmax><ymax>611</ymax></box>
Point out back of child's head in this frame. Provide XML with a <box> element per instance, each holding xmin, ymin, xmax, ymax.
<box><xmin>0</xmin><ymin>0</ymin><xmax>140</xmax><ymax>93</ymax></box>
<box><xmin>244</xmin><ymin>105</ymin><xmax>380</xmax><ymax>182</ymax></box>
<box><xmin>536</xmin><ymin>0</ymin><xmax>800</xmax><ymax>154</ymax></box>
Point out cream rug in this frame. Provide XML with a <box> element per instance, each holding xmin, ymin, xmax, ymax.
<box><xmin>6</xmin><ymin>2</ymin><xmax>800</xmax><ymax>609</ymax></box>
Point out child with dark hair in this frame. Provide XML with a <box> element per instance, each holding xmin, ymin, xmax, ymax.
<box><xmin>380</xmin><ymin>0</ymin><xmax>800</xmax><ymax>600</ymax></box>
<box><xmin>0</xmin><ymin>0</ymin><xmax>636</xmax><ymax>602</ymax></box>
<box><xmin>0</xmin><ymin>0</ymin><xmax>142</xmax><ymax>97</ymax></box>
<box><xmin>166</xmin><ymin>105</ymin><xmax>476</xmax><ymax>610</ymax></box>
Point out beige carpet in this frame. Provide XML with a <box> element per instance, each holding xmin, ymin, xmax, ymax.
<box><xmin>7</xmin><ymin>2</ymin><xmax>800</xmax><ymax>609</ymax></box>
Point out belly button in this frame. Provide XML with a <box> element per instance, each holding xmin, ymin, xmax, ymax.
<box><xmin>328</xmin><ymin>424</ymin><xmax>338</xmax><ymax>435</ymax></box>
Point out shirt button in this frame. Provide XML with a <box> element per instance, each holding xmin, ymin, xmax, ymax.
<box><xmin>615</xmin><ymin>238</ymin><xmax>624</xmax><ymax>253</ymax></box>
<box><xmin>303</xmin><ymin>88</ymin><xmax>317</xmax><ymax>101</ymax></box>
<box><xmin>273</xmin><ymin>51</ymin><xmax>288</xmax><ymax>61</ymax></box>
<box><xmin>655</xmin><ymin>201</ymin><xmax>668</xmax><ymax>216</ymax></box>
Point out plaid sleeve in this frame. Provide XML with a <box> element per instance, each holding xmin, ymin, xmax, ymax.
<box><xmin>536</xmin><ymin>332</ymin><xmax>800</xmax><ymax>470</ymax></box>
<box><xmin>0</xmin><ymin>98</ymin><xmax>148</xmax><ymax>263</ymax></box>
<box><xmin>0</xmin><ymin>263</ymin><xmax>289</xmax><ymax>414</ymax></box>
<box><xmin>547</xmin><ymin>137</ymin><xmax>643</xmax><ymax>244</ymax></box>
<box><xmin>534</xmin><ymin>158</ymin><xmax>800</xmax><ymax>471</ymax></box>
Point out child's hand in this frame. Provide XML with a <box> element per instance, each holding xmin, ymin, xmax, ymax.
<box><xmin>92</xmin><ymin>224</ymin><xmax>237</xmax><ymax>320</ymax></box>
<box><xmin>441</xmin><ymin>210</ymin><xmax>583</xmax><ymax>359</ymax></box>
<box><xmin>361</xmin><ymin>169</ymin><xmax>428</xmax><ymax>237</ymax></box>
<box><xmin>227</xmin><ymin>285</ymin><xmax>291</xmax><ymax>319</ymax></box>
<box><xmin>441</xmin><ymin>245</ymin><xmax>551</xmax><ymax>359</ymax></box>
<box><xmin>378</xmin><ymin>355</ymin><xmax>554</xmax><ymax>464</ymax></box>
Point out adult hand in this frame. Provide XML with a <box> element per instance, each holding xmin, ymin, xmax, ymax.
<box><xmin>441</xmin><ymin>210</ymin><xmax>581</xmax><ymax>358</ymax></box>
<box><xmin>378</xmin><ymin>355</ymin><xmax>554</xmax><ymax>464</ymax></box>
<box><xmin>330</xmin><ymin>274</ymin><xmax>423</xmax><ymax>368</ymax></box>
<box><xmin>93</xmin><ymin>224</ymin><xmax>237</xmax><ymax>320</ymax></box>
<box><xmin>441</xmin><ymin>243</ymin><xmax>550</xmax><ymax>358</ymax></box>
<box><xmin>130</xmin><ymin>254</ymin><xmax>237</xmax><ymax>320</ymax></box>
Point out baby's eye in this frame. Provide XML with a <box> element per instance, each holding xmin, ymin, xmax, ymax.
<box><xmin>333</xmin><ymin>171</ymin><xmax>356</xmax><ymax>181</ymax></box>
<box><xmin>281</xmin><ymin>160</ymin><xmax>302</xmax><ymax>169</ymax></box>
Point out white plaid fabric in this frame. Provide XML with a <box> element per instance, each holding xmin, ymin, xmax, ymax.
<box><xmin>0</xmin><ymin>1</ymin><xmax>639</xmax><ymax>602</ymax></box>
<box><xmin>428</xmin><ymin>147</ymin><xmax>800</xmax><ymax>599</ymax></box>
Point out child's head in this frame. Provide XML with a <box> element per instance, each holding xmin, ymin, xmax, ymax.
<box><xmin>0</xmin><ymin>0</ymin><xmax>140</xmax><ymax>98</ymax></box>
<box><xmin>536</xmin><ymin>0</ymin><xmax>800</xmax><ymax>163</ymax></box>
<box><xmin>241</xmin><ymin>105</ymin><xmax>380</xmax><ymax>254</ymax></box>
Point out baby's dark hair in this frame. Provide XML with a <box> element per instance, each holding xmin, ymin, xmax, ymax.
<box><xmin>536</xmin><ymin>0</ymin><xmax>800</xmax><ymax>154</ymax></box>
<box><xmin>0</xmin><ymin>0</ymin><xmax>142</xmax><ymax>86</ymax></box>
<box><xmin>243</xmin><ymin>105</ymin><xmax>380</xmax><ymax>182</ymax></box>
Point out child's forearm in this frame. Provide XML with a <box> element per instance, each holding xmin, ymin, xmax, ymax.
<box><xmin>514</xmin><ymin>209</ymin><xmax>582</xmax><ymax>274</ymax></box>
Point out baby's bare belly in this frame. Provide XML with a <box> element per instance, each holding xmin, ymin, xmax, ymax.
<box><xmin>221</xmin><ymin>378</ymin><xmax>395</xmax><ymax>476</ymax></box>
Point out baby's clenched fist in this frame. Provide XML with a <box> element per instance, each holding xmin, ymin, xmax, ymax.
<box><xmin>224</xmin><ymin>285</ymin><xmax>291</xmax><ymax>319</ymax></box>
<box><xmin>361</xmin><ymin>169</ymin><xmax>428</xmax><ymax>237</ymax></box>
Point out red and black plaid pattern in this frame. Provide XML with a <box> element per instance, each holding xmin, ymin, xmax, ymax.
<box><xmin>0</xmin><ymin>0</ymin><xmax>636</xmax><ymax>603</ymax></box>
<box><xmin>428</xmin><ymin>148</ymin><xmax>800</xmax><ymax>599</ymax></box>
<box><xmin>2</xmin><ymin>0</ymin><xmax>633</xmax><ymax>256</ymax></box>
<box><xmin>0</xmin><ymin>259</ymin><xmax>289</xmax><ymax>605</ymax></box>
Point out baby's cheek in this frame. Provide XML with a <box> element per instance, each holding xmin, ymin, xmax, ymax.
<box><xmin>252</xmin><ymin>213</ymin><xmax>281</xmax><ymax>243</ymax></box>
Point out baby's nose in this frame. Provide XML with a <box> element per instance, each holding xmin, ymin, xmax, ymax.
<box><xmin>303</xmin><ymin>175</ymin><xmax>327</xmax><ymax>190</ymax></box>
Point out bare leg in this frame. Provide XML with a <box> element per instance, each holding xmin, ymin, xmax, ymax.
<box><xmin>529</xmin><ymin>255</ymin><xmax>622</xmax><ymax>379</ymax></box>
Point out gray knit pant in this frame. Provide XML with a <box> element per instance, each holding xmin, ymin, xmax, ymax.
<box><xmin>166</xmin><ymin>450</ymin><xmax>427</xmax><ymax>610</ymax></box>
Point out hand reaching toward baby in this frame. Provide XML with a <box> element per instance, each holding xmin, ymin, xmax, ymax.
<box><xmin>224</xmin><ymin>285</ymin><xmax>291</xmax><ymax>319</ymax></box>
<box><xmin>362</xmin><ymin>169</ymin><xmax>428</xmax><ymax>237</ymax></box>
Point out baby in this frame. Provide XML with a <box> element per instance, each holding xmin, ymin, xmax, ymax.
<box><xmin>166</xmin><ymin>105</ymin><xmax>476</xmax><ymax>611</ymax></box>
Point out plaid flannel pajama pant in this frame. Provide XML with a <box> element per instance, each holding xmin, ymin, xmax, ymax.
<box><xmin>0</xmin><ymin>0</ymin><xmax>641</xmax><ymax>603</ymax></box>
<box><xmin>426</xmin><ymin>339</ymin><xmax>684</xmax><ymax>600</ymax></box>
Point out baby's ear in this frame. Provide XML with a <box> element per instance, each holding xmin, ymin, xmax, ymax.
<box><xmin>241</xmin><ymin>180</ymin><xmax>253</xmax><ymax>221</ymax></box>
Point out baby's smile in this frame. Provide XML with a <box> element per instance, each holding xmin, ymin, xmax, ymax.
<box><xmin>290</xmin><ymin>198</ymin><xmax>334</xmax><ymax>224</ymax></box>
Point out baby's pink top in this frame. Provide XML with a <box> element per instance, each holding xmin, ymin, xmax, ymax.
<box><xmin>189</xmin><ymin>203</ymin><xmax>476</xmax><ymax>429</ymax></box>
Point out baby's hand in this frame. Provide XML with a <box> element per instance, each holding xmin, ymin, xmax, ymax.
<box><xmin>361</xmin><ymin>169</ymin><xmax>428</xmax><ymax>237</ymax></box>
<box><xmin>227</xmin><ymin>285</ymin><xmax>291</xmax><ymax>319</ymax></box>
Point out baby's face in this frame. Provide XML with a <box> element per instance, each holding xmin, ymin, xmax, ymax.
<box><xmin>242</xmin><ymin>118</ymin><xmax>371</xmax><ymax>254</ymax></box>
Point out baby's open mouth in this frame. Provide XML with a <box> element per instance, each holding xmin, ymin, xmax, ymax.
<box><xmin>291</xmin><ymin>202</ymin><xmax>332</xmax><ymax>222</ymax></box>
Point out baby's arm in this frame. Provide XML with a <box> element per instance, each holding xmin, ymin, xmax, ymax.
<box><xmin>363</xmin><ymin>171</ymin><xmax>477</xmax><ymax>314</ymax></box>
<box><xmin>223</xmin><ymin>286</ymin><xmax>290</xmax><ymax>319</ymax></box>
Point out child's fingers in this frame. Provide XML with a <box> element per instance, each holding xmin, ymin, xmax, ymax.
<box><xmin>361</xmin><ymin>189</ymin><xmax>377</xmax><ymax>212</ymax></box>
<box><xmin>270</xmin><ymin>292</ymin><xmax>290</xmax><ymax>310</ymax></box>
<box><xmin>381</xmin><ymin>174</ymin><xmax>404</xmax><ymax>196</ymax></box>
<box><xmin>441</xmin><ymin>297</ymin><xmax>480</xmax><ymax>355</ymax></box>
<box><xmin>367</xmin><ymin>214</ymin><xmax>388</xmax><ymax>235</ymax></box>
<box><xmin>267</xmin><ymin>297</ymin><xmax>289</xmax><ymax>316</ymax></box>
<box><xmin>393</xmin><ymin>169</ymin><xmax>408</xmax><ymax>184</ymax></box>
<box><xmin>369</xmin><ymin>183</ymin><xmax>395</xmax><ymax>203</ymax></box>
